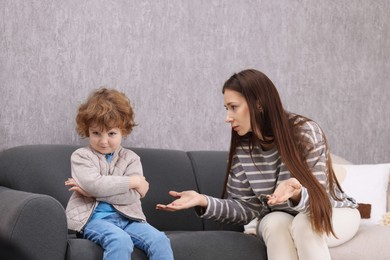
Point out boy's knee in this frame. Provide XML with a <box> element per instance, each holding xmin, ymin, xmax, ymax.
<box><xmin>148</xmin><ymin>232</ymin><xmax>173</xmax><ymax>256</ymax></box>
<box><xmin>152</xmin><ymin>232</ymin><xmax>171</xmax><ymax>246</ymax></box>
<box><xmin>107</xmin><ymin>231</ymin><xmax>133</xmax><ymax>245</ymax></box>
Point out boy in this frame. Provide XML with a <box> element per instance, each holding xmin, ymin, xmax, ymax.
<box><xmin>65</xmin><ymin>88</ymin><xmax>173</xmax><ymax>260</ymax></box>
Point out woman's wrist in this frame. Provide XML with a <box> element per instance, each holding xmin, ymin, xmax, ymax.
<box><xmin>289</xmin><ymin>186</ymin><xmax>302</xmax><ymax>205</ymax></box>
<box><xmin>199</xmin><ymin>194</ymin><xmax>208</xmax><ymax>207</ymax></box>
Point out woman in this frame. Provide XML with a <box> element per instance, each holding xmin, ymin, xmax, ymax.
<box><xmin>157</xmin><ymin>69</ymin><xmax>360</xmax><ymax>260</ymax></box>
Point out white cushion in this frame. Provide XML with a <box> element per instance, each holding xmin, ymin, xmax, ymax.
<box><xmin>339</xmin><ymin>163</ymin><xmax>390</xmax><ymax>225</ymax></box>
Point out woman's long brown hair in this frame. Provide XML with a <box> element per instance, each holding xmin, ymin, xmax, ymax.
<box><xmin>221</xmin><ymin>69</ymin><xmax>343</xmax><ymax>236</ymax></box>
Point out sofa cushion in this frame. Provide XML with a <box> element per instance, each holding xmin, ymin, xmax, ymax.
<box><xmin>66</xmin><ymin>237</ymin><xmax>104</xmax><ymax>260</ymax></box>
<box><xmin>67</xmin><ymin>230</ymin><xmax>268</xmax><ymax>260</ymax></box>
<box><xmin>331</xmin><ymin>154</ymin><xmax>352</xmax><ymax>165</ymax></box>
<box><xmin>187</xmin><ymin>151</ymin><xmax>243</xmax><ymax>232</ymax></box>
<box><xmin>67</xmin><ymin>236</ymin><xmax>149</xmax><ymax>260</ymax></box>
<box><xmin>132</xmin><ymin>148</ymin><xmax>203</xmax><ymax>231</ymax></box>
<box><xmin>329</xmin><ymin>225</ymin><xmax>390</xmax><ymax>260</ymax></box>
<box><xmin>167</xmin><ymin>230</ymin><xmax>267</xmax><ymax>260</ymax></box>
<box><xmin>337</xmin><ymin>163</ymin><xmax>390</xmax><ymax>225</ymax></box>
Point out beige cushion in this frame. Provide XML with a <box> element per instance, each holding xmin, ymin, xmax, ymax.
<box><xmin>333</xmin><ymin>163</ymin><xmax>347</xmax><ymax>183</ymax></box>
<box><xmin>331</xmin><ymin>153</ymin><xmax>352</xmax><ymax>165</ymax></box>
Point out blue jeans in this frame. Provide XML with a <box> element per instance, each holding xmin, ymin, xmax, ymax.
<box><xmin>83</xmin><ymin>212</ymin><xmax>173</xmax><ymax>260</ymax></box>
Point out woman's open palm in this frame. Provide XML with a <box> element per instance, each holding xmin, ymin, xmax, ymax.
<box><xmin>156</xmin><ymin>190</ymin><xmax>207</xmax><ymax>211</ymax></box>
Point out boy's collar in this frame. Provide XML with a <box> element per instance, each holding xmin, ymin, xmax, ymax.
<box><xmin>89</xmin><ymin>145</ymin><xmax>122</xmax><ymax>157</ymax></box>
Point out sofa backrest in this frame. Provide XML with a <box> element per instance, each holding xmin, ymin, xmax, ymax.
<box><xmin>187</xmin><ymin>151</ymin><xmax>243</xmax><ymax>232</ymax></box>
<box><xmin>0</xmin><ymin>145</ymin><xmax>204</xmax><ymax>231</ymax></box>
<box><xmin>4</xmin><ymin>145</ymin><xmax>386</xmax><ymax>233</ymax></box>
<box><xmin>131</xmin><ymin>148</ymin><xmax>203</xmax><ymax>231</ymax></box>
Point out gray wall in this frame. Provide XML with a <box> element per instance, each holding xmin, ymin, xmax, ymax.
<box><xmin>1</xmin><ymin>0</ymin><xmax>389</xmax><ymax>164</ymax></box>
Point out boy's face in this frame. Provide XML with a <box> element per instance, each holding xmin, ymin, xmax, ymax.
<box><xmin>88</xmin><ymin>127</ymin><xmax>123</xmax><ymax>154</ymax></box>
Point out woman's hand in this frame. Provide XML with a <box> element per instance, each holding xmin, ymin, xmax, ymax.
<box><xmin>129</xmin><ymin>175</ymin><xmax>149</xmax><ymax>198</ymax></box>
<box><xmin>65</xmin><ymin>178</ymin><xmax>92</xmax><ymax>197</ymax></box>
<box><xmin>267</xmin><ymin>178</ymin><xmax>302</xmax><ymax>206</ymax></box>
<box><xmin>156</xmin><ymin>190</ymin><xmax>208</xmax><ymax>211</ymax></box>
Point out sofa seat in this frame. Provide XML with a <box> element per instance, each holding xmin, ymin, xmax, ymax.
<box><xmin>329</xmin><ymin>224</ymin><xmax>390</xmax><ymax>260</ymax></box>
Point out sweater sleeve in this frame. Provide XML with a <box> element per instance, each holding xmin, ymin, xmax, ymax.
<box><xmin>96</xmin><ymin>154</ymin><xmax>143</xmax><ymax>205</ymax></box>
<box><xmin>199</xmin><ymin>159</ymin><xmax>266</xmax><ymax>225</ymax></box>
<box><xmin>71</xmin><ymin>149</ymin><xmax>132</xmax><ymax>199</ymax></box>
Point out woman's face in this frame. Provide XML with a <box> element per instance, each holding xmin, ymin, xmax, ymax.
<box><xmin>224</xmin><ymin>89</ymin><xmax>252</xmax><ymax>136</ymax></box>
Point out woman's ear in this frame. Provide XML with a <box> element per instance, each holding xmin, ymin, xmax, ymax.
<box><xmin>256</xmin><ymin>101</ymin><xmax>263</xmax><ymax>113</ymax></box>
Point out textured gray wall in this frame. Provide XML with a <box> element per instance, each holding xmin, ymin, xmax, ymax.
<box><xmin>1</xmin><ymin>0</ymin><xmax>389</xmax><ymax>164</ymax></box>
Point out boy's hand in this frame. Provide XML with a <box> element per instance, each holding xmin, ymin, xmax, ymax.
<box><xmin>129</xmin><ymin>175</ymin><xmax>149</xmax><ymax>198</ymax></box>
<box><xmin>65</xmin><ymin>178</ymin><xmax>92</xmax><ymax>197</ymax></box>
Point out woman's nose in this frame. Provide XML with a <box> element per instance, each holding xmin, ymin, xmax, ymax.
<box><xmin>225</xmin><ymin>113</ymin><xmax>233</xmax><ymax>123</ymax></box>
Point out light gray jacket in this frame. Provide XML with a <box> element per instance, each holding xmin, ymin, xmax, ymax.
<box><xmin>66</xmin><ymin>146</ymin><xmax>146</xmax><ymax>231</ymax></box>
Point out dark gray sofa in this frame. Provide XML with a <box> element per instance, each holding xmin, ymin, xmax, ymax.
<box><xmin>0</xmin><ymin>145</ymin><xmax>267</xmax><ymax>260</ymax></box>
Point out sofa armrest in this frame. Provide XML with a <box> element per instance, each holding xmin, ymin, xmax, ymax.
<box><xmin>0</xmin><ymin>186</ymin><xmax>68</xmax><ymax>260</ymax></box>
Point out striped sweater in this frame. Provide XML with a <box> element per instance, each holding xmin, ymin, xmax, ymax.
<box><xmin>200</xmin><ymin>118</ymin><xmax>357</xmax><ymax>225</ymax></box>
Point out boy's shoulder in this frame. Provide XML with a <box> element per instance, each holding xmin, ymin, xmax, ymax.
<box><xmin>117</xmin><ymin>147</ymin><xmax>140</xmax><ymax>161</ymax></box>
<box><xmin>71</xmin><ymin>146</ymin><xmax>98</xmax><ymax>162</ymax></box>
<box><xmin>72</xmin><ymin>146</ymin><xmax>94</xmax><ymax>156</ymax></box>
